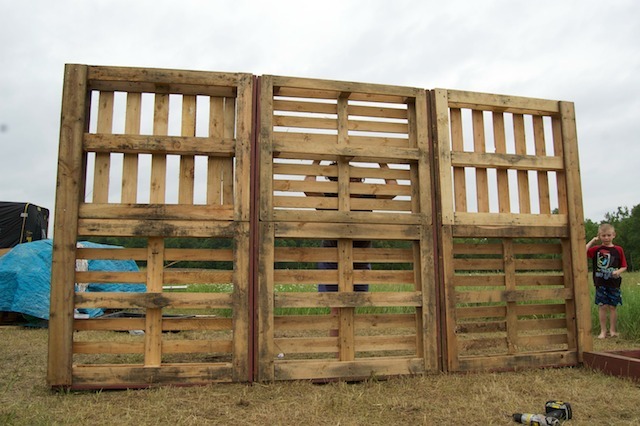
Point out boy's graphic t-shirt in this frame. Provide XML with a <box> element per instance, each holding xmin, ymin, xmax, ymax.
<box><xmin>587</xmin><ymin>244</ymin><xmax>627</xmax><ymax>288</ymax></box>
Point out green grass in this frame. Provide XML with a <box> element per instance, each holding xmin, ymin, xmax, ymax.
<box><xmin>590</xmin><ymin>270</ymin><xmax>640</xmax><ymax>340</ymax></box>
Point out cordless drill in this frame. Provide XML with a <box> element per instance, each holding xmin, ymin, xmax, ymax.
<box><xmin>545</xmin><ymin>400</ymin><xmax>572</xmax><ymax>421</ymax></box>
<box><xmin>512</xmin><ymin>401</ymin><xmax>572</xmax><ymax>425</ymax></box>
<box><xmin>512</xmin><ymin>413</ymin><xmax>559</xmax><ymax>426</ymax></box>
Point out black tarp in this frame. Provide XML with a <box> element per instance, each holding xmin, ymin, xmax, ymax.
<box><xmin>0</xmin><ymin>202</ymin><xmax>49</xmax><ymax>248</ymax></box>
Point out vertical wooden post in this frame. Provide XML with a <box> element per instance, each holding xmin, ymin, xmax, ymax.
<box><xmin>150</xmin><ymin>93</ymin><xmax>168</xmax><ymax>204</ymax></box>
<box><xmin>145</xmin><ymin>237</ymin><xmax>164</xmax><ymax>367</ymax></box>
<box><xmin>48</xmin><ymin>64</ymin><xmax>88</xmax><ymax>387</ymax></box>
<box><xmin>338</xmin><ymin>239</ymin><xmax>355</xmax><ymax>361</ymax></box>
<box><xmin>559</xmin><ymin>101</ymin><xmax>592</xmax><ymax>358</ymax></box>
<box><xmin>122</xmin><ymin>92</ymin><xmax>141</xmax><ymax>203</ymax></box>
<box><xmin>257</xmin><ymin>222</ymin><xmax>275</xmax><ymax>381</ymax></box>
<box><xmin>513</xmin><ymin>114</ymin><xmax>531</xmax><ymax>214</ymax></box>
<box><xmin>503</xmin><ymin>239</ymin><xmax>518</xmax><ymax>353</ymax></box>
<box><xmin>178</xmin><ymin>95</ymin><xmax>196</xmax><ymax>205</ymax></box>
<box><xmin>93</xmin><ymin>91</ymin><xmax>113</xmax><ymax>203</ymax></box>
<box><xmin>492</xmin><ymin>112</ymin><xmax>510</xmax><ymax>213</ymax></box>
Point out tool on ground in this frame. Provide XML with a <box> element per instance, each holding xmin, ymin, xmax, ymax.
<box><xmin>512</xmin><ymin>412</ymin><xmax>560</xmax><ymax>426</ymax></box>
<box><xmin>545</xmin><ymin>400</ymin><xmax>572</xmax><ymax>421</ymax></box>
<box><xmin>512</xmin><ymin>400</ymin><xmax>572</xmax><ymax>425</ymax></box>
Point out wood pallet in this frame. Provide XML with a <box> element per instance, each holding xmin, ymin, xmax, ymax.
<box><xmin>47</xmin><ymin>65</ymin><xmax>590</xmax><ymax>388</ymax></box>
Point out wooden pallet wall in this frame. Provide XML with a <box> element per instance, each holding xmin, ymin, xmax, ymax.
<box><xmin>48</xmin><ymin>65</ymin><xmax>253</xmax><ymax>388</ymax></box>
<box><xmin>431</xmin><ymin>89</ymin><xmax>591</xmax><ymax>372</ymax></box>
<box><xmin>257</xmin><ymin>76</ymin><xmax>438</xmax><ymax>381</ymax></box>
<box><xmin>48</xmin><ymin>65</ymin><xmax>590</xmax><ymax>388</ymax></box>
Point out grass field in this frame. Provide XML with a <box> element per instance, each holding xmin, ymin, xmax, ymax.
<box><xmin>1</xmin><ymin>273</ymin><xmax>639</xmax><ymax>425</ymax></box>
<box><xmin>0</xmin><ymin>328</ymin><xmax>639</xmax><ymax>425</ymax></box>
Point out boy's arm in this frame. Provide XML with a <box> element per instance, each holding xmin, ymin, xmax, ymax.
<box><xmin>613</xmin><ymin>266</ymin><xmax>627</xmax><ymax>278</ymax></box>
<box><xmin>613</xmin><ymin>246</ymin><xmax>628</xmax><ymax>277</ymax></box>
<box><xmin>586</xmin><ymin>236</ymin><xmax>598</xmax><ymax>252</ymax></box>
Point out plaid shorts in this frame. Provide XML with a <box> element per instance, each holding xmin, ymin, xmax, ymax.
<box><xmin>595</xmin><ymin>286</ymin><xmax>622</xmax><ymax>307</ymax></box>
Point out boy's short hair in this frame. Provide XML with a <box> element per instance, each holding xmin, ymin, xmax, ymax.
<box><xmin>598</xmin><ymin>223</ymin><xmax>615</xmax><ymax>234</ymax></box>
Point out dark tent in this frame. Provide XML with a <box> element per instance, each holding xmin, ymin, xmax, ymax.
<box><xmin>0</xmin><ymin>202</ymin><xmax>49</xmax><ymax>248</ymax></box>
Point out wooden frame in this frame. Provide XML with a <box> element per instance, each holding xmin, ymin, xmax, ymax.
<box><xmin>48</xmin><ymin>66</ymin><xmax>589</xmax><ymax>388</ymax></box>
<box><xmin>48</xmin><ymin>65</ymin><xmax>253</xmax><ymax>388</ymax></box>
<box><xmin>431</xmin><ymin>89</ymin><xmax>591</xmax><ymax>372</ymax></box>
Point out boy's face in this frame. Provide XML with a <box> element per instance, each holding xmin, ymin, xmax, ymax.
<box><xmin>598</xmin><ymin>230</ymin><xmax>616</xmax><ymax>245</ymax></box>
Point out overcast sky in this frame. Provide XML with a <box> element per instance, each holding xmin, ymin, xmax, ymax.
<box><xmin>1</xmin><ymin>0</ymin><xmax>639</xmax><ymax>233</ymax></box>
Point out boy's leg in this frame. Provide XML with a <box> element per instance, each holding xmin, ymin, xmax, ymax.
<box><xmin>597</xmin><ymin>305</ymin><xmax>608</xmax><ymax>338</ymax></box>
<box><xmin>608</xmin><ymin>305</ymin><xmax>619</xmax><ymax>337</ymax></box>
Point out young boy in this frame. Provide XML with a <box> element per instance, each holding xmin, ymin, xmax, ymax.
<box><xmin>586</xmin><ymin>223</ymin><xmax>627</xmax><ymax>338</ymax></box>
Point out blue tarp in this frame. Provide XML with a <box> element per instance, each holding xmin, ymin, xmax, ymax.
<box><xmin>0</xmin><ymin>239</ymin><xmax>145</xmax><ymax>320</ymax></box>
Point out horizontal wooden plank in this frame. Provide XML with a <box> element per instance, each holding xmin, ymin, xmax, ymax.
<box><xmin>450</xmin><ymin>152</ymin><xmax>563</xmax><ymax>171</ymax></box>
<box><xmin>74</xmin><ymin>317</ymin><xmax>145</xmax><ymax>331</ymax></box>
<box><xmin>275</xmin><ymin>335</ymin><xmax>416</xmax><ymax>354</ymax></box>
<box><xmin>84</xmin><ymin>134</ymin><xmax>235</xmax><ymax>156</ymax></box>
<box><xmin>274</xmin><ymin>115</ymin><xmax>409</xmax><ymax>134</ymax></box>
<box><xmin>274</xmin><ymin>222</ymin><xmax>422</xmax><ymax>240</ymax></box>
<box><xmin>75</xmin><ymin>247</ymin><xmax>234</xmax><ymax>262</ymax></box>
<box><xmin>76</xmin><ymin>271</ymin><xmax>146</xmax><ymax>283</ymax></box>
<box><xmin>452</xmin><ymin>213</ymin><xmax>568</xmax><ymax>228</ymax></box>
<box><xmin>273</xmin><ymin>179</ymin><xmax>412</xmax><ymax>198</ymax></box>
<box><xmin>73</xmin><ymin>316</ymin><xmax>232</xmax><ymax>331</ymax></box>
<box><xmin>275</xmin><ymin>292</ymin><xmax>422</xmax><ymax>308</ymax></box>
<box><xmin>273</xmin><ymin>132</ymin><xmax>411</xmax><ymax>149</ymax></box>
<box><xmin>87</xmin><ymin>65</ymin><xmax>247</xmax><ymax>95</ymax></box>
<box><xmin>456</xmin><ymin>288</ymin><xmax>571</xmax><ymax>304</ymax></box>
<box><xmin>274</xmin><ymin>357</ymin><xmax>426</xmax><ymax>381</ymax></box>
<box><xmin>445</xmin><ymin>89</ymin><xmax>560</xmax><ymax>115</ymax></box>
<box><xmin>457</xmin><ymin>351</ymin><xmax>578</xmax><ymax>372</ymax></box>
<box><xmin>89</xmin><ymin>80</ymin><xmax>238</xmax><ymax>97</ymax></box>
<box><xmin>274</xmin><ymin>269</ymin><xmax>415</xmax><ymax>285</ymax></box>
<box><xmin>75</xmin><ymin>292</ymin><xmax>234</xmax><ymax>309</ymax></box>
<box><xmin>71</xmin><ymin>363</ymin><xmax>234</xmax><ymax>387</ymax></box>
<box><xmin>78</xmin><ymin>219</ymin><xmax>240</xmax><ymax>237</ymax></box>
<box><xmin>271</xmin><ymin>138</ymin><xmax>420</xmax><ymax>162</ymax></box>
<box><xmin>272</xmin><ymin>161</ymin><xmax>413</xmax><ymax>180</ymax></box>
<box><xmin>451</xmin><ymin>224</ymin><xmax>569</xmax><ymax>238</ymax></box>
<box><xmin>270</xmin><ymin>75</ymin><xmax>422</xmax><ymax>100</ymax></box>
<box><xmin>274</xmin><ymin>196</ymin><xmax>413</xmax><ymax>213</ymax></box>
<box><xmin>79</xmin><ymin>204</ymin><xmax>234</xmax><ymax>221</ymax></box>
<box><xmin>454</xmin><ymin>274</ymin><xmax>566</xmax><ymax>287</ymax></box>
<box><xmin>452</xmin><ymin>258</ymin><xmax>564</xmax><ymax>272</ymax></box>
<box><xmin>271</xmin><ymin>209</ymin><xmax>422</xmax><ymax>225</ymax></box>
<box><xmin>273</xmin><ymin>313</ymin><xmax>416</xmax><ymax>331</ymax></box>
<box><xmin>274</xmin><ymin>99</ymin><xmax>410</xmax><ymax>121</ymax></box>
<box><xmin>453</xmin><ymin>243</ymin><xmax>562</xmax><ymax>255</ymax></box>
<box><xmin>274</xmin><ymin>247</ymin><xmax>414</xmax><ymax>263</ymax></box>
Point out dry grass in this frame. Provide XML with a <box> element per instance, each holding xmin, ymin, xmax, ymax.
<box><xmin>1</xmin><ymin>327</ymin><xmax>639</xmax><ymax>425</ymax></box>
